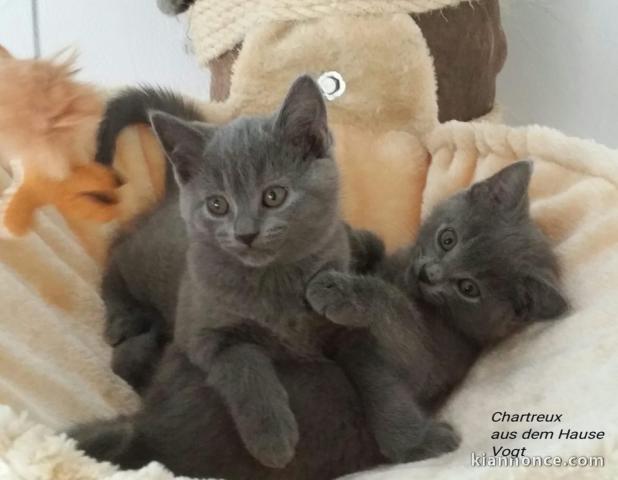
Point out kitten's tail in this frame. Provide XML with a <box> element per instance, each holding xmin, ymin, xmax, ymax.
<box><xmin>347</xmin><ymin>225</ymin><xmax>386</xmax><ymax>274</ymax></box>
<box><xmin>95</xmin><ymin>87</ymin><xmax>204</xmax><ymax>167</ymax></box>
<box><xmin>68</xmin><ymin>416</ymin><xmax>150</xmax><ymax>469</ymax></box>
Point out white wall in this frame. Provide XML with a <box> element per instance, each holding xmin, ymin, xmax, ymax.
<box><xmin>1</xmin><ymin>0</ymin><xmax>617</xmax><ymax>147</ymax></box>
<box><xmin>498</xmin><ymin>0</ymin><xmax>618</xmax><ymax>148</ymax></box>
<box><xmin>0</xmin><ymin>0</ymin><xmax>210</xmax><ymax>99</ymax></box>
<box><xmin>0</xmin><ymin>0</ymin><xmax>33</xmax><ymax>58</ymax></box>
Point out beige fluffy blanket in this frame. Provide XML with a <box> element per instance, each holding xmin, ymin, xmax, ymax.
<box><xmin>1</xmin><ymin>120</ymin><xmax>618</xmax><ymax>479</ymax></box>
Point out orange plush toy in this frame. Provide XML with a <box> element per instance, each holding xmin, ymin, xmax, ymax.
<box><xmin>0</xmin><ymin>45</ymin><xmax>122</xmax><ymax>238</ymax></box>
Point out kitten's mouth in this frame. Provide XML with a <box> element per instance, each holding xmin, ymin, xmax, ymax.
<box><xmin>408</xmin><ymin>267</ymin><xmax>438</xmax><ymax>303</ymax></box>
<box><xmin>417</xmin><ymin>282</ymin><xmax>446</xmax><ymax>306</ymax></box>
<box><xmin>234</xmin><ymin>246</ymin><xmax>277</xmax><ymax>267</ymax></box>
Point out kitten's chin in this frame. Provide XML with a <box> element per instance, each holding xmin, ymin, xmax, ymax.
<box><xmin>407</xmin><ymin>272</ymin><xmax>436</xmax><ymax>304</ymax></box>
<box><xmin>234</xmin><ymin>250</ymin><xmax>277</xmax><ymax>268</ymax></box>
<box><xmin>417</xmin><ymin>283</ymin><xmax>446</xmax><ymax>307</ymax></box>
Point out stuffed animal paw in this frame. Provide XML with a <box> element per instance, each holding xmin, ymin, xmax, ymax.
<box><xmin>0</xmin><ymin>161</ymin><xmax>122</xmax><ymax>238</ymax></box>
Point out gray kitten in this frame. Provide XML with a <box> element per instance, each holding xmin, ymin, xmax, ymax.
<box><xmin>305</xmin><ymin>161</ymin><xmax>569</xmax><ymax>461</ymax></box>
<box><xmin>166</xmin><ymin>77</ymin><xmax>350</xmax><ymax>468</ymax></box>
<box><xmin>93</xmin><ymin>76</ymin><xmax>356</xmax><ymax>469</ymax></box>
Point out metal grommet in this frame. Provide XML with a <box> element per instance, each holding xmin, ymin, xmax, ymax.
<box><xmin>317</xmin><ymin>71</ymin><xmax>346</xmax><ymax>101</ymax></box>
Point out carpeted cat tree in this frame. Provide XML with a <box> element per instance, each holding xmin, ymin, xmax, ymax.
<box><xmin>1</xmin><ymin>1</ymin><xmax>618</xmax><ymax>479</ymax></box>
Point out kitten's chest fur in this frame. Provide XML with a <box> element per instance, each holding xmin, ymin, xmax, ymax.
<box><xmin>213</xmin><ymin>259</ymin><xmax>317</xmax><ymax>322</ymax></box>
<box><xmin>377</xmin><ymin>254</ymin><xmax>480</xmax><ymax>405</ymax></box>
<box><xmin>180</xmin><ymin>227</ymin><xmax>349</xmax><ymax>356</ymax></box>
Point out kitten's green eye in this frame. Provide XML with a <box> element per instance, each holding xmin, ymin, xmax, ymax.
<box><xmin>262</xmin><ymin>186</ymin><xmax>288</xmax><ymax>208</ymax></box>
<box><xmin>206</xmin><ymin>195</ymin><xmax>229</xmax><ymax>216</ymax></box>
<box><xmin>438</xmin><ymin>228</ymin><xmax>457</xmax><ymax>251</ymax></box>
<box><xmin>458</xmin><ymin>279</ymin><xmax>480</xmax><ymax>299</ymax></box>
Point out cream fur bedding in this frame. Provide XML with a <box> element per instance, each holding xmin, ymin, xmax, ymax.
<box><xmin>1</xmin><ymin>120</ymin><xmax>617</xmax><ymax>479</ymax></box>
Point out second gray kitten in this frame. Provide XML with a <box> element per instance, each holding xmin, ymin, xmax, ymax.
<box><xmin>306</xmin><ymin>161</ymin><xmax>569</xmax><ymax>461</ymax></box>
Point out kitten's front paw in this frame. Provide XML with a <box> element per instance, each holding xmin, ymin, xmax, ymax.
<box><xmin>104</xmin><ymin>306</ymin><xmax>162</xmax><ymax>347</ymax></box>
<box><xmin>105</xmin><ymin>312</ymin><xmax>148</xmax><ymax>347</ymax></box>
<box><xmin>405</xmin><ymin>421</ymin><xmax>461</xmax><ymax>462</ymax></box>
<box><xmin>376</xmin><ymin>419</ymin><xmax>460</xmax><ymax>463</ymax></box>
<box><xmin>111</xmin><ymin>331</ymin><xmax>164</xmax><ymax>393</ymax></box>
<box><xmin>305</xmin><ymin>271</ymin><xmax>369</xmax><ymax>327</ymax></box>
<box><xmin>239</xmin><ymin>403</ymin><xmax>299</xmax><ymax>469</ymax></box>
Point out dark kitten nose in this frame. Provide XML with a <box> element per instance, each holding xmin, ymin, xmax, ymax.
<box><xmin>418</xmin><ymin>263</ymin><xmax>443</xmax><ymax>284</ymax></box>
<box><xmin>235</xmin><ymin>232</ymin><xmax>259</xmax><ymax>246</ymax></box>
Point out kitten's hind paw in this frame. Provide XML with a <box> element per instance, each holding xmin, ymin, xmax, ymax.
<box><xmin>105</xmin><ymin>312</ymin><xmax>148</xmax><ymax>347</ymax></box>
<box><xmin>68</xmin><ymin>417</ymin><xmax>135</xmax><ymax>462</ymax></box>
<box><xmin>104</xmin><ymin>305</ymin><xmax>163</xmax><ymax>347</ymax></box>
<box><xmin>239</xmin><ymin>404</ymin><xmax>299</xmax><ymax>469</ymax></box>
<box><xmin>404</xmin><ymin>421</ymin><xmax>461</xmax><ymax>462</ymax></box>
<box><xmin>305</xmin><ymin>271</ymin><xmax>371</xmax><ymax>327</ymax></box>
<box><xmin>111</xmin><ymin>330</ymin><xmax>165</xmax><ymax>393</ymax></box>
<box><xmin>376</xmin><ymin>419</ymin><xmax>460</xmax><ymax>463</ymax></box>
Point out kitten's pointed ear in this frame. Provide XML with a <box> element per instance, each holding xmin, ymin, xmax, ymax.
<box><xmin>517</xmin><ymin>274</ymin><xmax>569</xmax><ymax>321</ymax></box>
<box><xmin>470</xmin><ymin>161</ymin><xmax>533</xmax><ymax>213</ymax></box>
<box><xmin>149</xmin><ymin>111</ymin><xmax>209</xmax><ymax>184</ymax></box>
<box><xmin>274</xmin><ymin>75</ymin><xmax>331</xmax><ymax>159</ymax></box>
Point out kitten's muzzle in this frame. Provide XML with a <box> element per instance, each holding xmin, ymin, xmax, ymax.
<box><xmin>235</xmin><ymin>232</ymin><xmax>259</xmax><ymax>246</ymax></box>
<box><xmin>418</xmin><ymin>262</ymin><xmax>443</xmax><ymax>285</ymax></box>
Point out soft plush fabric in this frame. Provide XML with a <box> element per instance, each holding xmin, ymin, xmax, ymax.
<box><xmin>0</xmin><ymin>405</ymin><xmax>194</xmax><ymax>480</ymax></box>
<box><xmin>187</xmin><ymin>0</ymin><xmax>470</xmax><ymax>64</ymax></box>
<box><xmin>205</xmin><ymin>1</ymin><xmax>507</xmax><ymax>123</ymax></box>
<box><xmin>0</xmin><ymin>124</ymin><xmax>168</xmax><ymax>431</ymax></box>
<box><xmin>1</xmin><ymin>121</ymin><xmax>617</xmax><ymax>479</ymax></box>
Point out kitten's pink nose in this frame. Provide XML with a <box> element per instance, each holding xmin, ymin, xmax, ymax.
<box><xmin>236</xmin><ymin>232</ymin><xmax>259</xmax><ymax>246</ymax></box>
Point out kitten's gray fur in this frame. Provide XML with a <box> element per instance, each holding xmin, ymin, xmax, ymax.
<box><xmin>164</xmin><ymin>77</ymin><xmax>355</xmax><ymax>468</ymax></box>
<box><xmin>305</xmin><ymin>161</ymin><xmax>569</xmax><ymax>461</ymax></box>
<box><xmin>101</xmin><ymin>75</ymin><xmax>357</xmax><ymax>469</ymax></box>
